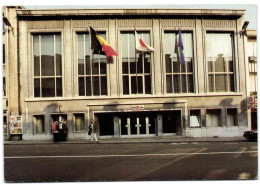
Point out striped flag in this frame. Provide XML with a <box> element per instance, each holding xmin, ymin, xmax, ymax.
<box><xmin>178</xmin><ymin>27</ymin><xmax>185</xmax><ymax>64</ymax></box>
<box><xmin>135</xmin><ymin>30</ymin><xmax>154</xmax><ymax>52</ymax></box>
<box><xmin>89</xmin><ymin>26</ymin><xmax>118</xmax><ymax>57</ymax></box>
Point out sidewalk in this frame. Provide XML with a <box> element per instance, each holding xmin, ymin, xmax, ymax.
<box><xmin>4</xmin><ymin>136</ymin><xmax>249</xmax><ymax>145</ymax></box>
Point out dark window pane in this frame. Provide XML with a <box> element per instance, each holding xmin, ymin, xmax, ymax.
<box><xmin>187</xmin><ymin>75</ymin><xmax>194</xmax><ymax>93</ymax></box>
<box><xmin>166</xmin><ymin>75</ymin><xmax>173</xmax><ymax>93</ymax></box>
<box><xmin>85</xmin><ymin>77</ymin><xmax>91</xmax><ymax>96</ymax></box>
<box><xmin>144</xmin><ymin>53</ymin><xmax>150</xmax><ymax>73</ymax></box>
<box><xmin>78</xmin><ymin>34</ymin><xmax>84</xmax><ymax>75</ymax></box>
<box><xmin>85</xmin><ymin>56</ymin><xmax>91</xmax><ymax>75</ymax></box>
<box><xmin>93</xmin><ymin>76</ymin><xmax>100</xmax><ymax>96</ymax></box>
<box><xmin>78</xmin><ymin>59</ymin><xmax>84</xmax><ymax>75</ymax></box>
<box><xmin>3</xmin><ymin>77</ymin><xmax>6</xmax><ymax>96</ymax></box>
<box><xmin>123</xmin><ymin>76</ymin><xmax>129</xmax><ymax>95</ymax></box>
<box><xmin>173</xmin><ymin>75</ymin><xmax>181</xmax><ymax>93</ymax></box>
<box><xmin>215</xmin><ymin>74</ymin><xmax>227</xmax><ymax>92</ymax></box>
<box><xmin>78</xmin><ymin>77</ymin><xmax>85</xmax><ymax>96</ymax></box>
<box><xmin>130</xmin><ymin>61</ymin><xmax>136</xmax><ymax>74</ymax></box>
<box><xmin>138</xmin><ymin>76</ymin><xmax>143</xmax><ymax>94</ymax></box>
<box><xmin>41</xmin><ymin>35</ymin><xmax>54</xmax><ymax>76</ymax></box>
<box><xmin>34</xmin><ymin>79</ymin><xmax>40</xmax><ymax>97</ymax></box>
<box><xmin>208</xmin><ymin>60</ymin><xmax>213</xmax><ymax>72</ymax></box>
<box><xmin>42</xmin><ymin>78</ymin><xmax>55</xmax><ymax>97</ymax></box>
<box><xmin>137</xmin><ymin>54</ymin><xmax>143</xmax><ymax>73</ymax></box>
<box><xmin>181</xmin><ymin>75</ymin><xmax>187</xmax><ymax>93</ymax></box>
<box><xmin>56</xmin><ymin>78</ymin><xmax>62</xmax><ymax>97</ymax></box>
<box><xmin>33</xmin><ymin>36</ymin><xmax>40</xmax><ymax>76</ymax></box>
<box><xmin>145</xmin><ymin>75</ymin><xmax>151</xmax><ymax>94</ymax></box>
<box><xmin>100</xmin><ymin>76</ymin><xmax>107</xmax><ymax>95</ymax></box>
<box><xmin>181</xmin><ymin>62</ymin><xmax>186</xmax><ymax>73</ymax></box>
<box><xmin>3</xmin><ymin>44</ymin><xmax>5</xmax><ymax>64</ymax></box>
<box><xmin>215</xmin><ymin>55</ymin><xmax>225</xmax><ymax>72</ymax></box>
<box><xmin>131</xmin><ymin>76</ymin><xmax>137</xmax><ymax>94</ymax></box>
<box><xmin>165</xmin><ymin>54</ymin><xmax>172</xmax><ymax>73</ymax></box>
<box><xmin>229</xmin><ymin>74</ymin><xmax>235</xmax><ymax>92</ymax></box>
<box><xmin>186</xmin><ymin>59</ymin><xmax>193</xmax><ymax>72</ymax></box>
<box><xmin>173</xmin><ymin>60</ymin><xmax>180</xmax><ymax>73</ymax></box>
<box><xmin>92</xmin><ymin>55</ymin><xmax>99</xmax><ymax>74</ymax></box>
<box><xmin>208</xmin><ymin>74</ymin><xmax>214</xmax><ymax>92</ymax></box>
<box><xmin>55</xmin><ymin>34</ymin><xmax>62</xmax><ymax>76</ymax></box>
<box><xmin>100</xmin><ymin>61</ymin><xmax>107</xmax><ymax>74</ymax></box>
<box><xmin>228</xmin><ymin>60</ymin><xmax>234</xmax><ymax>72</ymax></box>
<box><xmin>122</xmin><ymin>62</ymin><xmax>129</xmax><ymax>74</ymax></box>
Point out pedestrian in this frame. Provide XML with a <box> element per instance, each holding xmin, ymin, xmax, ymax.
<box><xmin>52</xmin><ymin>121</ymin><xmax>59</xmax><ymax>142</ymax></box>
<box><xmin>62</xmin><ymin>120</ymin><xmax>68</xmax><ymax>141</ymax></box>
<box><xmin>88</xmin><ymin>121</ymin><xmax>99</xmax><ymax>143</ymax></box>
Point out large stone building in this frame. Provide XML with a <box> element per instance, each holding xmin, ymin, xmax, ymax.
<box><xmin>2</xmin><ymin>6</ymin><xmax>254</xmax><ymax>141</ymax></box>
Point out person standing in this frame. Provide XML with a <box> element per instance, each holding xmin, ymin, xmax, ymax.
<box><xmin>62</xmin><ymin>120</ymin><xmax>68</xmax><ymax>141</ymax></box>
<box><xmin>88</xmin><ymin>121</ymin><xmax>99</xmax><ymax>143</ymax></box>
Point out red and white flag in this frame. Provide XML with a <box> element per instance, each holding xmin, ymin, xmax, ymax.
<box><xmin>135</xmin><ymin>31</ymin><xmax>154</xmax><ymax>52</ymax></box>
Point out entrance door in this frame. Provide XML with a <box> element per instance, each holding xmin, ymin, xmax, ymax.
<box><xmin>119</xmin><ymin>112</ymin><xmax>155</xmax><ymax>136</ymax></box>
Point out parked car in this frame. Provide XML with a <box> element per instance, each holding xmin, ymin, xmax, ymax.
<box><xmin>243</xmin><ymin>130</ymin><xmax>257</xmax><ymax>141</ymax></box>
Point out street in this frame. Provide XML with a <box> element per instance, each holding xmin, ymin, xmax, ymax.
<box><xmin>4</xmin><ymin>141</ymin><xmax>258</xmax><ymax>182</ymax></box>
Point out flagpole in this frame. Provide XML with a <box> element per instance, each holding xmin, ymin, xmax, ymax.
<box><xmin>134</xmin><ymin>26</ymin><xmax>138</xmax><ymax>94</ymax></box>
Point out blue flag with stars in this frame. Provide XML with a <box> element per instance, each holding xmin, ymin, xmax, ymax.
<box><xmin>178</xmin><ymin>27</ymin><xmax>185</xmax><ymax>64</ymax></box>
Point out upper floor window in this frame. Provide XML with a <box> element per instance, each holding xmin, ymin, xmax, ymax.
<box><xmin>206</xmin><ymin>32</ymin><xmax>235</xmax><ymax>92</ymax></box>
<box><xmin>33</xmin><ymin>33</ymin><xmax>62</xmax><ymax>97</ymax></box>
<box><xmin>121</xmin><ymin>31</ymin><xmax>152</xmax><ymax>95</ymax></box>
<box><xmin>77</xmin><ymin>32</ymin><xmax>107</xmax><ymax>96</ymax></box>
<box><xmin>164</xmin><ymin>31</ymin><xmax>194</xmax><ymax>94</ymax></box>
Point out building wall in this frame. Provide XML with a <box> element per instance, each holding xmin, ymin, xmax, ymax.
<box><xmin>6</xmin><ymin>8</ymin><xmax>249</xmax><ymax>140</ymax></box>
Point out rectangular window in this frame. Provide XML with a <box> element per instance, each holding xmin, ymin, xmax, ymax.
<box><xmin>3</xmin><ymin>44</ymin><xmax>5</xmax><ymax>64</ymax></box>
<box><xmin>77</xmin><ymin>32</ymin><xmax>107</xmax><ymax>96</ymax></box>
<box><xmin>189</xmin><ymin>109</ymin><xmax>201</xmax><ymax>127</ymax></box>
<box><xmin>164</xmin><ymin>31</ymin><xmax>194</xmax><ymax>93</ymax></box>
<box><xmin>34</xmin><ymin>115</ymin><xmax>45</xmax><ymax>133</ymax></box>
<box><xmin>121</xmin><ymin>31</ymin><xmax>152</xmax><ymax>95</ymax></box>
<box><xmin>206</xmin><ymin>109</ymin><xmax>221</xmax><ymax>127</ymax></box>
<box><xmin>206</xmin><ymin>32</ymin><xmax>235</xmax><ymax>92</ymax></box>
<box><xmin>227</xmin><ymin>108</ymin><xmax>237</xmax><ymax>126</ymax></box>
<box><xmin>3</xmin><ymin>77</ymin><xmax>6</xmax><ymax>96</ymax></box>
<box><xmin>74</xmin><ymin>114</ymin><xmax>85</xmax><ymax>132</ymax></box>
<box><xmin>33</xmin><ymin>33</ymin><xmax>62</xmax><ymax>97</ymax></box>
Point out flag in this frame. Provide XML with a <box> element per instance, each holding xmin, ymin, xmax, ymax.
<box><xmin>135</xmin><ymin>30</ymin><xmax>154</xmax><ymax>52</ymax></box>
<box><xmin>89</xmin><ymin>26</ymin><xmax>118</xmax><ymax>57</ymax></box>
<box><xmin>178</xmin><ymin>27</ymin><xmax>185</xmax><ymax>64</ymax></box>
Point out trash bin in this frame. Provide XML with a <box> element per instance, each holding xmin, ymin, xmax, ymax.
<box><xmin>53</xmin><ymin>131</ymin><xmax>59</xmax><ymax>142</ymax></box>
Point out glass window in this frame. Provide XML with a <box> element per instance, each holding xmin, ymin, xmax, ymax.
<box><xmin>33</xmin><ymin>34</ymin><xmax>62</xmax><ymax>97</ymax></box>
<box><xmin>3</xmin><ymin>77</ymin><xmax>6</xmax><ymax>97</ymax></box>
<box><xmin>164</xmin><ymin>31</ymin><xmax>194</xmax><ymax>94</ymax></box>
<box><xmin>227</xmin><ymin>108</ymin><xmax>237</xmax><ymax>126</ymax></box>
<box><xmin>190</xmin><ymin>110</ymin><xmax>201</xmax><ymax>127</ymax></box>
<box><xmin>77</xmin><ymin>32</ymin><xmax>107</xmax><ymax>96</ymax></box>
<box><xmin>206</xmin><ymin>109</ymin><xmax>221</xmax><ymax>127</ymax></box>
<box><xmin>121</xmin><ymin>31</ymin><xmax>152</xmax><ymax>95</ymax></box>
<box><xmin>206</xmin><ymin>32</ymin><xmax>235</xmax><ymax>92</ymax></box>
<box><xmin>3</xmin><ymin>44</ymin><xmax>5</xmax><ymax>64</ymax></box>
<box><xmin>74</xmin><ymin>114</ymin><xmax>85</xmax><ymax>132</ymax></box>
<box><xmin>34</xmin><ymin>115</ymin><xmax>45</xmax><ymax>133</ymax></box>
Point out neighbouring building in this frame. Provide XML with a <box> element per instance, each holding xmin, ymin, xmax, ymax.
<box><xmin>2</xmin><ymin>6</ymin><xmax>253</xmax><ymax>141</ymax></box>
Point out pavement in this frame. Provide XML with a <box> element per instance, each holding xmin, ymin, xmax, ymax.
<box><xmin>3</xmin><ymin>136</ymin><xmax>251</xmax><ymax>145</ymax></box>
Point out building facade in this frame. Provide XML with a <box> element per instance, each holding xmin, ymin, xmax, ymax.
<box><xmin>3</xmin><ymin>7</ymin><xmax>251</xmax><ymax>141</ymax></box>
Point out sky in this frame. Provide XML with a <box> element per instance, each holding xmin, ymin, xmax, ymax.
<box><xmin>1</xmin><ymin>0</ymin><xmax>258</xmax><ymax>30</ymax></box>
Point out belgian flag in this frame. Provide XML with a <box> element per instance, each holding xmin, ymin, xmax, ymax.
<box><xmin>89</xmin><ymin>26</ymin><xmax>118</xmax><ymax>57</ymax></box>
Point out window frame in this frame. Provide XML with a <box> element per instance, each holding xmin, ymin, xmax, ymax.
<box><xmin>206</xmin><ymin>108</ymin><xmax>222</xmax><ymax>127</ymax></box>
<box><xmin>75</xmin><ymin>28</ymin><xmax>110</xmax><ymax>97</ymax></box>
<box><xmin>204</xmin><ymin>29</ymin><xmax>237</xmax><ymax>94</ymax></box>
<box><xmin>73</xmin><ymin>113</ymin><xmax>86</xmax><ymax>132</ymax></box>
<box><xmin>189</xmin><ymin>109</ymin><xmax>202</xmax><ymax>128</ymax></box>
<box><xmin>119</xmin><ymin>28</ymin><xmax>154</xmax><ymax>97</ymax></box>
<box><xmin>32</xmin><ymin>114</ymin><xmax>45</xmax><ymax>134</ymax></box>
<box><xmin>30</xmin><ymin>30</ymin><xmax>64</xmax><ymax>99</ymax></box>
<box><xmin>226</xmin><ymin>107</ymin><xmax>238</xmax><ymax>127</ymax></box>
<box><xmin>162</xmin><ymin>27</ymin><xmax>197</xmax><ymax>95</ymax></box>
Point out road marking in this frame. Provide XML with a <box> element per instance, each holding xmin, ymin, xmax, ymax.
<box><xmin>4</xmin><ymin>151</ymin><xmax>257</xmax><ymax>159</ymax></box>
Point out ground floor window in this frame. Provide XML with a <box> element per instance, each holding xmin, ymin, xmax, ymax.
<box><xmin>189</xmin><ymin>109</ymin><xmax>201</xmax><ymax>127</ymax></box>
<box><xmin>226</xmin><ymin>108</ymin><xmax>237</xmax><ymax>127</ymax></box>
<box><xmin>74</xmin><ymin>113</ymin><xmax>85</xmax><ymax>132</ymax></box>
<box><xmin>206</xmin><ymin>109</ymin><xmax>221</xmax><ymax>127</ymax></box>
<box><xmin>3</xmin><ymin>114</ymin><xmax>7</xmax><ymax>134</ymax></box>
<box><xmin>33</xmin><ymin>115</ymin><xmax>45</xmax><ymax>133</ymax></box>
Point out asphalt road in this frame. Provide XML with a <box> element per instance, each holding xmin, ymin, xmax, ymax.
<box><xmin>4</xmin><ymin>142</ymin><xmax>258</xmax><ymax>182</ymax></box>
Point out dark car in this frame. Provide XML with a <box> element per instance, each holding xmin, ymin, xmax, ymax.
<box><xmin>243</xmin><ymin>130</ymin><xmax>258</xmax><ymax>141</ymax></box>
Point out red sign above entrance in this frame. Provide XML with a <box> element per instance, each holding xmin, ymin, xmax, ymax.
<box><xmin>131</xmin><ymin>105</ymin><xmax>144</xmax><ymax>111</ymax></box>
